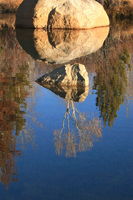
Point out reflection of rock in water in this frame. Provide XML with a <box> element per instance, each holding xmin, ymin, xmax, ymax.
<box><xmin>38</xmin><ymin>84</ymin><xmax>89</xmax><ymax>102</ymax></box>
<box><xmin>36</xmin><ymin>64</ymin><xmax>89</xmax><ymax>102</ymax></box>
<box><xmin>16</xmin><ymin>27</ymin><xmax>109</xmax><ymax>64</ymax></box>
<box><xmin>36</xmin><ymin>63</ymin><xmax>101</xmax><ymax>157</ymax></box>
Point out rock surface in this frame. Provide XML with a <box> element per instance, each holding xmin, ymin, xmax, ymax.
<box><xmin>16</xmin><ymin>0</ymin><xmax>109</xmax><ymax>29</ymax></box>
<box><xmin>36</xmin><ymin>64</ymin><xmax>89</xmax><ymax>102</ymax></box>
<box><xmin>37</xmin><ymin>64</ymin><xmax>89</xmax><ymax>87</ymax></box>
<box><xmin>16</xmin><ymin>27</ymin><xmax>109</xmax><ymax>64</ymax></box>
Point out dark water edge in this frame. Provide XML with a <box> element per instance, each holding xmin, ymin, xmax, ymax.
<box><xmin>0</xmin><ymin>15</ymin><xmax>133</xmax><ymax>200</ymax></box>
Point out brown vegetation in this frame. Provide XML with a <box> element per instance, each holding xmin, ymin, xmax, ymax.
<box><xmin>0</xmin><ymin>26</ymin><xmax>49</xmax><ymax>186</ymax></box>
<box><xmin>0</xmin><ymin>29</ymin><xmax>30</xmax><ymax>185</ymax></box>
<box><xmin>0</xmin><ymin>14</ymin><xmax>15</xmax><ymax>29</ymax></box>
<box><xmin>97</xmin><ymin>0</ymin><xmax>133</xmax><ymax>19</ymax></box>
<box><xmin>0</xmin><ymin>0</ymin><xmax>23</xmax><ymax>13</ymax></box>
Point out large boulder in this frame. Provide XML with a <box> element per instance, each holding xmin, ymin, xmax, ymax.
<box><xmin>16</xmin><ymin>27</ymin><xmax>109</xmax><ymax>64</ymax></box>
<box><xmin>37</xmin><ymin>63</ymin><xmax>89</xmax><ymax>87</ymax></box>
<box><xmin>36</xmin><ymin>64</ymin><xmax>89</xmax><ymax>102</ymax></box>
<box><xmin>16</xmin><ymin>0</ymin><xmax>109</xmax><ymax>29</ymax></box>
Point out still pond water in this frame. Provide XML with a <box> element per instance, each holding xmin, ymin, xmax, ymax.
<box><xmin>0</xmin><ymin>16</ymin><xmax>133</xmax><ymax>199</ymax></box>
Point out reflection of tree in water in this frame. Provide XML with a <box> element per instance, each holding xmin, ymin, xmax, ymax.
<box><xmin>0</xmin><ymin>27</ymin><xmax>44</xmax><ymax>186</ymax></box>
<box><xmin>54</xmin><ymin>99</ymin><xmax>102</xmax><ymax>157</ymax></box>
<box><xmin>94</xmin><ymin>50</ymin><xmax>131</xmax><ymax>126</ymax></box>
<box><xmin>36</xmin><ymin>64</ymin><xmax>102</xmax><ymax>157</ymax></box>
<box><xmin>0</xmin><ymin>133</ymin><xmax>20</xmax><ymax>185</ymax></box>
<box><xmin>0</xmin><ymin>63</ymin><xmax>30</xmax><ymax>186</ymax></box>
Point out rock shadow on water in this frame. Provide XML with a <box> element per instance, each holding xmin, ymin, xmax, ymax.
<box><xmin>16</xmin><ymin>27</ymin><xmax>109</xmax><ymax>64</ymax></box>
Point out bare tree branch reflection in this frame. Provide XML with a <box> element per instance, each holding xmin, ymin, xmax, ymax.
<box><xmin>54</xmin><ymin>98</ymin><xmax>102</xmax><ymax>157</ymax></box>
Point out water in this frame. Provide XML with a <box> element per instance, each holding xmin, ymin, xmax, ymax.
<box><xmin>0</xmin><ymin>15</ymin><xmax>133</xmax><ymax>200</ymax></box>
